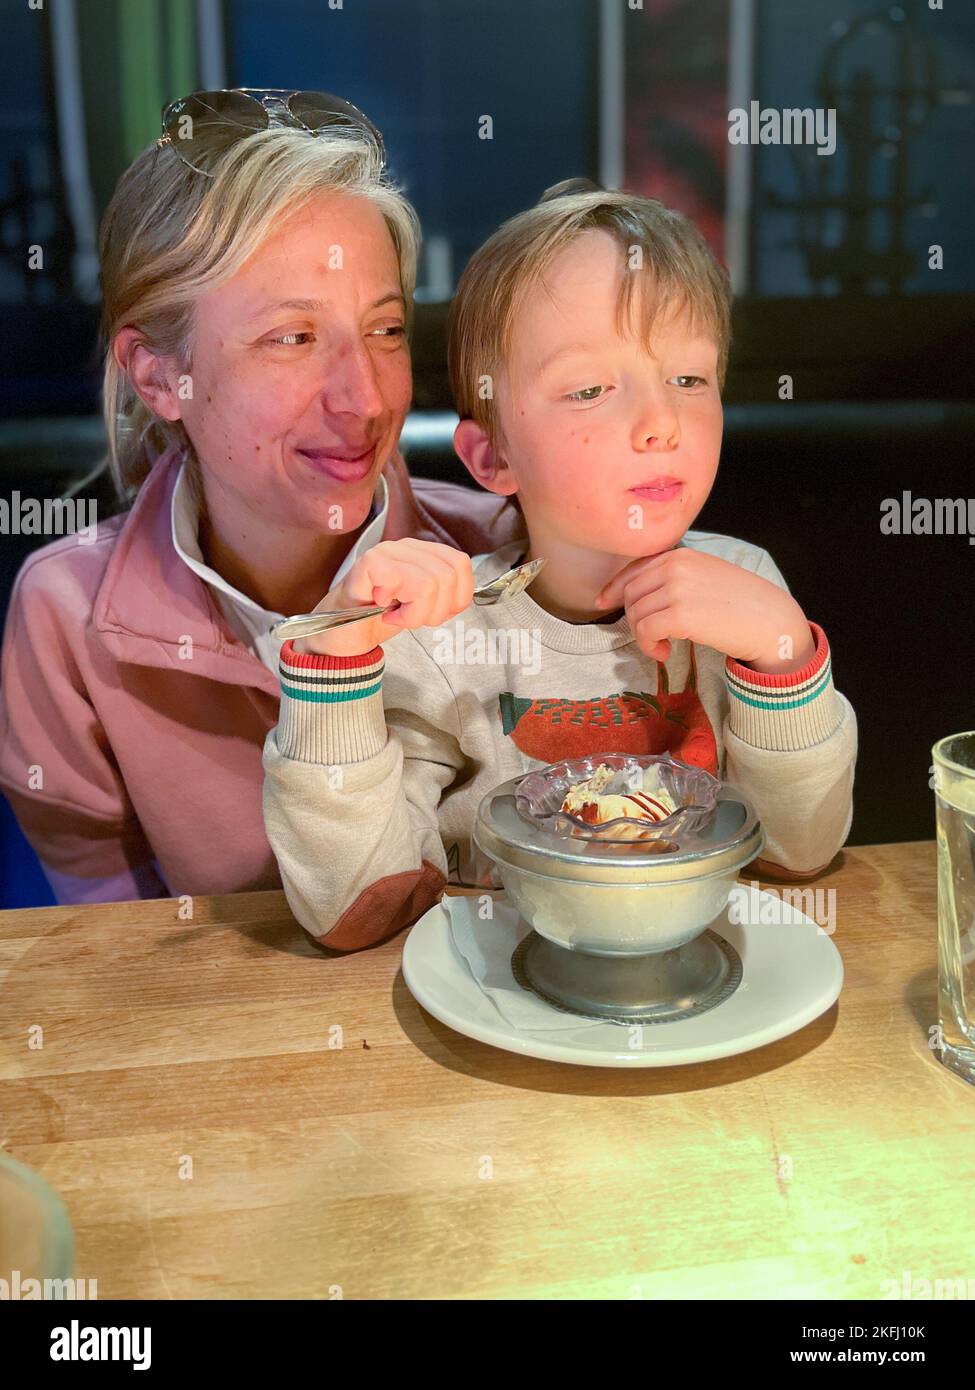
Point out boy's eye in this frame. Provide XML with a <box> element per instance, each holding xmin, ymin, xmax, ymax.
<box><xmin>565</xmin><ymin>385</ymin><xmax>605</xmax><ymax>402</ymax></box>
<box><xmin>670</xmin><ymin>375</ymin><xmax>706</xmax><ymax>388</ymax></box>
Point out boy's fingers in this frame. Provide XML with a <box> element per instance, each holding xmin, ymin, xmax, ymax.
<box><xmin>400</xmin><ymin>544</ymin><xmax>472</xmax><ymax>621</ymax></box>
<box><xmin>641</xmin><ymin>635</ymin><xmax>671</xmax><ymax>664</ymax></box>
<box><xmin>409</xmin><ymin>554</ymin><xmax>465</xmax><ymax>626</ymax></box>
<box><xmin>368</xmin><ymin>552</ymin><xmax>438</xmax><ymax>603</ymax></box>
<box><xmin>629</xmin><ymin>593</ymin><xmax>674</xmax><ymax>660</ymax></box>
<box><xmin>381</xmin><ymin>554</ymin><xmax>466</xmax><ymax>628</ymax></box>
<box><xmin>450</xmin><ymin>554</ymin><xmax>475</xmax><ymax>614</ymax></box>
<box><xmin>404</xmin><ymin>543</ymin><xmax>474</xmax><ymax>617</ymax></box>
<box><xmin>319</xmin><ymin>541</ymin><xmax>473</xmax><ymax>633</ymax></box>
<box><xmin>621</xmin><ymin>571</ymin><xmax>669</xmax><ymax>613</ymax></box>
<box><xmin>595</xmin><ymin>554</ymin><xmax>662</xmax><ymax>608</ymax></box>
<box><xmin>422</xmin><ymin>550</ymin><xmax>469</xmax><ymax>622</ymax></box>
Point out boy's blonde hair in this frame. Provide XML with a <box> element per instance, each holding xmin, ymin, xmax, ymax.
<box><xmin>99</xmin><ymin>123</ymin><xmax>421</xmax><ymax>505</ymax></box>
<box><xmin>448</xmin><ymin>179</ymin><xmax>732</xmax><ymax>452</ymax></box>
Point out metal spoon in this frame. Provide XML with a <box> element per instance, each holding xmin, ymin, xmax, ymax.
<box><xmin>270</xmin><ymin>555</ymin><xmax>546</xmax><ymax>641</ymax></box>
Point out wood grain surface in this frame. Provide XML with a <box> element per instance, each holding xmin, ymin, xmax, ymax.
<box><xmin>1</xmin><ymin>841</ymin><xmax>972</xmax><ymax>1300</ymax></box>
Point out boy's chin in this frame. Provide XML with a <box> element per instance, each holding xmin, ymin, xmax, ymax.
<box><xmin>596</xmin><ymin>525</ymin><xmax>684</xmax><ymax>559</ymax></box>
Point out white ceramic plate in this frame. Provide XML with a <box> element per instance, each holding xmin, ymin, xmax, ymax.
<box><xmin>402</xmin><ymin>889</ymin><xmax>843</xmax><ymax>1067</ymax></box>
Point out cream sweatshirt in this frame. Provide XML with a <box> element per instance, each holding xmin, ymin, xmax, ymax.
<box><xmin>262</xmin><ymin>530</ymin><xmax>858</xmax><ymax>951</ymax></box>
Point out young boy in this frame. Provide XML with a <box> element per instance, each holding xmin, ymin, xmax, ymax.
<box><xmin>262</xmin><ymin>180</ymin><xmax>857</xmax><ymax>951</ymax></box>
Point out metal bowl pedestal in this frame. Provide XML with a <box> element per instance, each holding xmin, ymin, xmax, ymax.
<box><xmin>511</xmin><ymin>925</ymin><xmax>744</xmax><ymax>1026</ymax></box>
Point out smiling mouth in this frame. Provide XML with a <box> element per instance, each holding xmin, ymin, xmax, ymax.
<box><xmin>296</xmin><ymin>443</ymin><xmax>379</xmax><ymax>483</ymax></box>
<box><xmin>298</xmin><ymin>445</ymin><xmax>375</xmax><ymax>461</ymax></box>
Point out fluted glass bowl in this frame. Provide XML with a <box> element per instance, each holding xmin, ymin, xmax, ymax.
<box><xmin>514</xmin><ymin>751</ymin><xmax>721</xmax><ymax>845</ymax></box>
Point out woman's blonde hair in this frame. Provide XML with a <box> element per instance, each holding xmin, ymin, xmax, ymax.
<box><xmin>99</xmin><ymin>122</ymin><xmax>421</xmax><ymax>505</ymax></box>
<box><xmin>448</xmin><ymin>179</ymin><xmax>732</xmax><ymax>453</ymax></box>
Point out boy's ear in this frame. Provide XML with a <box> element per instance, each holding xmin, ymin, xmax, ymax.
<box><xmin>454</xmin><ymin>419</ymin><xmax>519</xmax><ymax>497</ymax></box>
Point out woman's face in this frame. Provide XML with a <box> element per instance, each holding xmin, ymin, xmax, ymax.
<box><xmin>177</xmin><ymin>190</ymin><xmax>413</xmax><ymax>535</ymax></box>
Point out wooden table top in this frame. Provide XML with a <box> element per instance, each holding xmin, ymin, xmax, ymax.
<box><xmin>1</xmin><ymin>840</ymin><xmax>971</xmax><ymax>1300</ymax></box>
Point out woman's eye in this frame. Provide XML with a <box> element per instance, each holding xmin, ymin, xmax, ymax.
<box><xmin>269</xmin><ymin>331</ymin><xmax>314</xmax><ymax>347</ymax></box>
<box><xmin>565</xmin><ymin>385</ymin><xmax>605</xmax><ymax>402</ymax></box>
<box><xmin>368</xmin><ymin>325</ymin><xmax>406</xmax><ymax>339</ymax></box>
<box><xmin>670</xmin><ymin>375</ymin><xmax>706</xmax><ymax>388</ymax></box>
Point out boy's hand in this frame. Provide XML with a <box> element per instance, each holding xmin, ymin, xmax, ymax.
<box><xmin>594</xmin><ymin>549</ymin><xmax>816</xmax><ymax>673</ymax></box>
<box><xmin>293</xmin><ymin>539</ymin><xmax>475</xmax><ymax>657</ymax></box>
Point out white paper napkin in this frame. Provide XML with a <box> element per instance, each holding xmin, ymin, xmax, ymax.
<box><xmin>447</xmin><ymin>894</ymin><xmax>608</xmax><ymax>1032</ymax></box>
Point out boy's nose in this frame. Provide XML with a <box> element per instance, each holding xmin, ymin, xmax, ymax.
<box><xmin>632</xmin><ymin>400</ymin><xmax>681</xmax><ymax>450</ymax></box>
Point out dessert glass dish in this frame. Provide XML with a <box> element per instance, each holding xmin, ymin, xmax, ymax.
<box><xmin>514</xmin><ymin>751</ymin><xmax>720</xmax><ymax>845</ymax></box>
<box><xmin>473</xmin><ymin>753</ymin><xmax>766</xmax><ymax>1023</ymax></box>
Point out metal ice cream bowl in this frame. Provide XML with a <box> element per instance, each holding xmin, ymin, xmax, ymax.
<box><xmin>472</xmin><ymin>754</ymin><xmax>765</xmax><ymax>1025</ymax></box>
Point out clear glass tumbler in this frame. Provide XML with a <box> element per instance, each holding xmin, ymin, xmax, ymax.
<box><xmin>933</xmin><ymin>731</ymin><xmax>975</xmax><ymax>1087</ymax></box>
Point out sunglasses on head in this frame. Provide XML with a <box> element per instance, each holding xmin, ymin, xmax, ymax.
<box><xmin>156</xmin><ymin>87</ymin><xmax>385</xmax><ymax>177</ymax></box>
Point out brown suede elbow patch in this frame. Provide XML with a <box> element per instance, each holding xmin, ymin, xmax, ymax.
<box><xmin>304</xmin><ymin>859</ymin><xmax>448</xmax><ymax>953</ymax></box>
<box><xmin>744</xmin><ymin>854</ymin><xmax>835</xmax><ymax>883</ymax></box>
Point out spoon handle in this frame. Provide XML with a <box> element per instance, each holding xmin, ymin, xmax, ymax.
<box><xmin>270</xmin><ymin>603</ymin><xmax>396</xmax><ymax>641</ymax></box>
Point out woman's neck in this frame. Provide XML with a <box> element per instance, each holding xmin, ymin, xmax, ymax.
<box><xmin>193</xmin><ymin>469</ymin><xmax>361</xmax><ymax>618</ymax></box>
<box><xmin>199</xmin><ymin>517</ymin><xmax>358</xmax><ymax>618</ymax></box>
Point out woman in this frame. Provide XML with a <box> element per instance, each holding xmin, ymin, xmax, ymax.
<box><xmin>0</xmin><ymin>89</ymin><xmax>522</xmax><ymax>905</ymax></box>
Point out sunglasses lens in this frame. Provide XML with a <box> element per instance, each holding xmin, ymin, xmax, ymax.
<box><xmin>161</xmin><ymin>89</ymin><xmax>385</xmax><ymax>175</ymax></box>
<box><xmin>163</xmin><ymin>90</ymin><xmax>267</xmax><ymax>172</ymax></box>
<box><xmin>287</xmin><ymin>92</ymin><xmax>385</xmax><ymax>159</ymax></box>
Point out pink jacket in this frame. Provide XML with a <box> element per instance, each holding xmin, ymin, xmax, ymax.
<box><xmin>0</xmin><ymin>444</ymin><xmax>523</xmax><ymax>904</ymax></box>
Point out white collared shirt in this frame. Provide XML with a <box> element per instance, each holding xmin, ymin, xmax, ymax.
<box><xmin>170</xmin><ymin>460</ymin><xmax>390</xmax><ymax>675</ymax></box>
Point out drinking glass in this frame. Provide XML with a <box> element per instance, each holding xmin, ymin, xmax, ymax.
<box><xmin>0</xmin><ymin>1153</ymin><xmax>74</xmax><ymax>1295</ymax></box>
<box><xmin>933</xmin><ymin>731</ymin><xmax>975</xmax><ymax>1086</ymax></box>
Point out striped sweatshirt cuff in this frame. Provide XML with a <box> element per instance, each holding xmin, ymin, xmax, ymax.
<box><xmin>276</xmin><ymin>640</ymin><xmax>388</xmax><ymax>764</ymax></box>
<box><xmin>724</xmin><ymin>622</ymin><xmax>842</xmax><ymax>751</ymax></box>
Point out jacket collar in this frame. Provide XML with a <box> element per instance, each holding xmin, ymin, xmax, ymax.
<box><xmin>91</xmin><ymin>443</ymin><xmax>432</xmax><ymax>694</ymax></box>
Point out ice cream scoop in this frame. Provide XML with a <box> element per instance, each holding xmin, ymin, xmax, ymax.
<box><xmin>560</xmin><ymin>764</ymin><xmax>678</xmax><ymax>826</ymax></box>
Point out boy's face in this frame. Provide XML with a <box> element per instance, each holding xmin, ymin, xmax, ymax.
<box><xmin>494</xmin><ymin>229</ymin><xmax>723</xmax><ymax>559</ymax></box>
